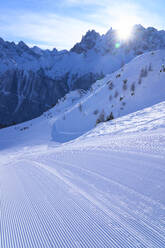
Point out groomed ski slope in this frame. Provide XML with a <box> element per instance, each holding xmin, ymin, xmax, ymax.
<box><xmin>0</xmin><ymin>101</ymin><xmax>165</xmax><ymax>247</ymax></box>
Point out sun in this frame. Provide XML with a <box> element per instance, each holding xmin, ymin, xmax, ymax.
<box><xmin>117</xmin><ymin>24</ymin><xmax>132</xmax><ymax>40</ymax></box>
<box><xmin>112</xmin><ymin>12</ymin><xmax>139</xmax><ymax>41</ymax></box>
<box><xmin>117</xmin><ymin>24</ymin><xmax>133</xmax><ymax>40</ymax></box>
<box><xmin>114</xmin><ymin>17</ymin><xmax>135</xmax><ymax>41</ymax></box>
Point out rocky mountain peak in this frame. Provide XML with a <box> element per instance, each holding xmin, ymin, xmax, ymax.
<box><xmin>17</xmin><ymin>41</ymin><xmax>30</xmax><ymax>51</ymax></box>
<box><xmin>70</xmin><ymin>29</ymin><xmax>100</xmax><ymax>54</ymax></box>
<box><xmin>1</xmin><ymin>24</ymin><xmax>165</xmax><ymax>128</ymax></box>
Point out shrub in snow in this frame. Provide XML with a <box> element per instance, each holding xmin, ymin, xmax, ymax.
<box><xmin>120</xmin><ymin>96</ymin><xmax>124</xmax><ymax>101</ymax></box>
<box><xmin>20</xmin><ymin>126</ymin><xmax>29</xmax><ymax>131</ymax></box>
<box><xmin>78</xmin><ymin>103</ymin><xmax>82</xmax><ymax>112</ymax></box>
<box><xmin>116</xmin><ymin>73</ymin><xmax>121</xmax><ymax>78</ymax></box>
<box><xmin>114</xmin><ymin>91</ymin><xmax>119</xmax><ymax>98</ymax></box>
<box><xmin>96</xmin><ymin>110</ymin><xmax>114</xmax><ymax>125</ymax></box>
<box><xmin>148</xmin><ymin>63</ymin><xmax>153</xmax><ymax>71</ymax></box>
<box><xmin>123</xmin><ymin>79</ymin><xmax>128</xmax><ymax>90</ymax></box>
<box><xmin>106</xmin><ymin>112</ymin><xmax>114</xmax><ymax>121</ymax></box>
<box><xmin>135</xmin><ymin>50</ymin><xmax>143</xmax><ymax>55</ymax></box>
<box><xmin>96</xmin><ymin>110</ymin><xmax>105</xmax><ymax>125</ymax></box>
<box><xmin>78</xmin><ymin>89</ymin><xmax>86</xmax><ymax>96</ymax></box>
<box><xmin>108</xmin><ymin>81</ymin><xmax>114</xmax><ymax>90</ymax></box>
<box><xmin>160</xmin><ymin>64</ymin><xmax>165</xmax><ymax>72</ymax></box>
<box><xmin>138</xmin><ymin>77</ymin><xmax>142</xmax><ymax>84</ymax></box>
<box><xmin>131</xmin><ymin>83</ymin><xmax>135</xmax><ymax>92</ymax></box>
<box><xmin>140</xmin><ymin>67</ymin><xmax>148</xmax><ymax>78</ymax></box>
<box><xmin>123</xmin><ymin>84</ymin><xmax>127</xmax><ymax>90</ymax></box>
<box><xmin>123</xmin><ymin>79</ymin><xmax>127</xmax><ymax>84</ymax></box>
<box><xmin>93</xmin><ymin>109</ymin><xmax>99</xmax><ymax>115</ymax></box>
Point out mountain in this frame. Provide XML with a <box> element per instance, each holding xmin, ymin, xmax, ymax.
<box><xmin>1</xmin><ymin>24</ymin><xmax>165</xmax><ymax>127</ymax></box>
<box><xmin>52</xmin><ymin>50</ymin><xmax>165</xmax><ymax>142</ymax></box>
<box><xmin>1</xmin><ymin>49</ymin><xmax>165</xmax><ymax>147</ymax></box>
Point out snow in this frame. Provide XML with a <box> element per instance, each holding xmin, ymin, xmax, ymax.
<box><xmin>52</xmin><ymin>50</ymin><xmax>165</xmax><ymax>142</ymax></box>
<box><xmin>0</xmin><ymin>45</ymin><xmax>165</xmax><ymax>247</ymax></box>
<box><xmin>2</xmin><ymin>25</ymin><xmax>165</xmax><ymax>128</ymax></box>
<box><xmin>0</xmin><ymin>97</ymin><xmax>165</xmax><ymax>247</ymax></box>
<box><xmin>1</xmin><ymin>24</ymin><xmax>165</xmax><ymax>80</ymax></box>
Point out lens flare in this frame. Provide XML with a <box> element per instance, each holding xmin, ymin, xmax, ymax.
<box><xmin>115</xmin><ymin>43</ymin><xmax>120</xmax><ymax>49</ymax></box>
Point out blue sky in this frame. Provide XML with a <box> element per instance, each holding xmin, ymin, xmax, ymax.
<box><xmin>0</xmin><ymin>0</ymin><xmax>165</xmax><ymax>50</ymax></box>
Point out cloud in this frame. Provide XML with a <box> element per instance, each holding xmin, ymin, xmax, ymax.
<box><xmin>65</xmin><ymin>0</ymin><xmax>165</xmax><ymax>29</ymax></box>
<box><xmin>0</xmin><ymin>1</ymin><xmax>164</xmax><ymax>50</ymax></box>
<box><xmin>27</xmin><ymin>43</ymin><xmax>56</xmax><ymax>51</ymax></box>
<box><xmin>0</xmin><ymin>10</ymin><xmax>107</xmax><ymax>50</ymax></box>
<box><xmin>64</xmin><ymin>0</ymin><xmax>99</xmax><ymax>5</ymax></box>
<box><xmin>84</xmin><ymin>1</ymin><xmax>165</xmax><ymax>30</ymax></box>
<box><xmin>65</xmin><ymin>0</ymin><xmax>113</xmax><ymax>6</ymax></box>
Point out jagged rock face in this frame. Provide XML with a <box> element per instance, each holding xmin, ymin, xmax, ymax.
<box><xmin>1</xmin><ymin>25</ymin><xmax>165</xmax><ymax>128</ymax></box>
<box><xmin>70</xmin><ymin>30</ymin><xmax>101</xmax><ymax>54</ymax></box>
<box><xmin>70</xmin><ymin>72</ymin><xmax>104</xmax><ymax>90</ymax></box>
<box><xmin>0</xmin><ymin>69</ymin><xmax>69</xmax><ymax>127</ymax></box>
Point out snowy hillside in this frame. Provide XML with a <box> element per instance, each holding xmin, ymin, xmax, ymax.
<box><xmin>1</xmin><ymin>24</ymin><xmax>165</xmax><ymax>127</ymax></box>
<box><xmin>0</xmin><ymin>98</ymin><xmax>165</xmax><ymax>247</ymax></box>
<box><xmin>0</xmin><ymin>89</ymin><xmax>85</xmax><ymax>149</ymax></box>
<box><xmin>52</xmin><ymin>50</ymin><xmax>165</xmax><ymax>142</ymax></box>
<box><xmin>1</xmin><ymin>49</ymin><xmax>165</xmax><ymax>146</ymax></box>
<box><xmin>1</xmin><ymin>17</ymin><xmax>165</xmax><ymax>247</ymax></box>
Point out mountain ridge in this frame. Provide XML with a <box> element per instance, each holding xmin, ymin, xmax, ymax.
<box><xmin>1</xmin><ymin>49</ymin><xmax>165</xmax><ymax>146</ymax></box>
<box><xmin>1</xmin><ymin>24</ymin><xmax>165</xmax><ymax>127</ymax></box>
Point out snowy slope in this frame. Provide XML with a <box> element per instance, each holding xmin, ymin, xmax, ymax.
<box><xmin>1</xmin><ymin>49</ymin><xmax>165</xmax><ymax>147</ymax></box>
<box><xmin>52</xmin><ymin>50</ymin><xmax>165</xmax><ymax>142</ymax></box>
<box><xmin>0</xmin><ymin>100</ymin><xmax>165</xmax><ymax>248</ymax></box>
<box><xmin>0</xmin><ymin>89</ymin><xmax>85</xmax><ymax>150</ymax></box>
<box><xmin>1</xmin><ymin>48</ymin><xmax>165</xmax><ymax>147</ymax></box>
<box><xmin>1</xmin><ymin>24</ymin><xmax>165</xmax><ymax>248</ymax></box>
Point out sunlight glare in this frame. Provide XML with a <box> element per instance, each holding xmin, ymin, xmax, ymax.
<box><xmin>117</xmin><ymin>24</ymin><xmax>133</xmax><ymax>40</ymax></box>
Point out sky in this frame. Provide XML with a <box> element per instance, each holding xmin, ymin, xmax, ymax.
<box><xmin>0</xmin><ymin>0</ymin><xmax>165</xmax><ymax>50</ymax></box>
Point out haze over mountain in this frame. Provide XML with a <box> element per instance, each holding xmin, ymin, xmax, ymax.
<box><xmin>1</xmin><ymin>24</ymin><xmax>165</xmax><ymax>128</ymax></box>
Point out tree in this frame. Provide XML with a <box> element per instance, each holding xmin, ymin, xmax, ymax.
<box><xmin>108</xmin><ymin>81</ymin><xmax>114</xmax><ymax>90</ymax></box>
<box><xmin>96</xmin><ymin>110</ymin><xmax>105</xmax><ymax>125</ymax></box>
<box><xmin>123</xmin><ymin>84</ymin><xmax>127</xmax><ymax>90</ymax></box>
<box><xmin>148</xmin><ymin>63</ymin><xmax>153</xmax><ymax>71</ymax></box>
<box><xmin>114</xmin><ymin>91</ymin><xmax>119</xmax><ymax>98</ymax></box>
<box><xmin>93</xmin><ymin>109</ymin><xmax>99</xmax><ymax>115</ymax></box>
<box><xmin>131</xmin><ymin>83</ymin><xmax>135</xmax><ymax>92</ymax></box>
<box><xmin>138</xmin><ymin>77</ymin><xmax>142</xmax><ymax>84</ymax></box>
<box><xmin>140</xmin><ymin>67</ymin><xmax>148</xmax><ymax>78</ymax></box>
<box><xmin>106</xmin><ymin>112</ymin><xmax>114</xmax><ymax>121</ymax></box>
<box><xmin>78</xmin><ymin>103</ymin><xmax>82</xmax><ymax>112</ymax></box>
<box><xmin>123</xmin><ymin>79</ymin><xmax>128</xmax><ymax>84</ymax></box>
